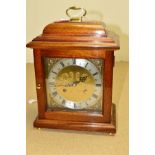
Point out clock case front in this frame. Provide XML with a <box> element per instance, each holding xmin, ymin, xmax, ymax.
<box><xmin>27</xmin><ymin>21</ymin><xmax>119</xmax><ymax>133</ymax></box>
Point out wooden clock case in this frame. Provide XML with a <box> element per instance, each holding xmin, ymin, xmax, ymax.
<box><xmin>27</xmin><ymin>21</ymin><xmax>120</xmax><ymax>133</ymax></box>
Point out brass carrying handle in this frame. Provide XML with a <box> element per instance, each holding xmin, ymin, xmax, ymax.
<box><xmin>66</xmin><ymin>6</ymin><xmax>87</xmax><ymax>22</ymax></box>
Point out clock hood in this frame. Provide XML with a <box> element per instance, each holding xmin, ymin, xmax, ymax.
<box><xmin>27</xmin><ymin>8</ymin><xmax>120</xmax><ymax>50</ymax></box>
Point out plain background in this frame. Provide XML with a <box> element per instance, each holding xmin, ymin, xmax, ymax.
<box><xmin>0</xmin><ymin>0</ymin><xmax>155</xmax><ymax>155</ymax></box>
<box><xmin>26</xmin><ymin>0</ymin><xmax>128</xmax><ymax>62</ymax></box>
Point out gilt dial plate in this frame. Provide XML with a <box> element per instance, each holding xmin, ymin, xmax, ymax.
<box><xmin>44</xmin><ymin>58</ymin><xmax>103</xmax><ymax>112</ymax></box>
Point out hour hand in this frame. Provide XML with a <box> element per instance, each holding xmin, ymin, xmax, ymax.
<box><xmin>71</xmin><ymin>80</ymin><xmax>80</xmax><ymax>86</ymax></box>
<box><xmin>71</xmin><ymin>76</ymin><xmax>88</xmax><ymax>86</ymax></box>
<box><xmin>79</xmin><ymin>76</ymin><xmax>88</xmax><ymax>82</ymax></box>
<box><xmin>57</xmin><ymin>82</ymin><xmax>78</xmax><ymax>87</ymax></box>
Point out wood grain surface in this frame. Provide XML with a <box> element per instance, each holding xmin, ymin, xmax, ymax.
<box><xmin>27</xmin><ymin>20</ymin><xmax>120</xmax><ymax>133</ymax></box>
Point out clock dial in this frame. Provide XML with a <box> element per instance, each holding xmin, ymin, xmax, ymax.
<box><xmin>45</xmin><ymin>58</ymin><xmax>103</xmax><ymax>110</ymax></box>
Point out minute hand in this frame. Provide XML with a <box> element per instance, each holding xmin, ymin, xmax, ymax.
<box><xmin>72</xmin><ymin>76</ymin><xmax>88</xmax><ymax>86</ymax></box>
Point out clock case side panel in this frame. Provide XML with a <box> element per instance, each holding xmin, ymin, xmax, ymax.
<box><xmin>103</xmin><ymin>51</ymin><xmax>114</xmax><ymax>122</ymax></box>
<box><xmin>33</xmin><ymin>48</ymin><xmax>114</xmax><ymax>123</ymax></box>
<box><xmin>33</xmin><ymin>49</ymin><xmax>47</xmax><ymax>118</ymax></box>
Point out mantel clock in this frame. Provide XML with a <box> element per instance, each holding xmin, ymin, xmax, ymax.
<box><xmin>27</xmin><ymin>7</ymin><xmax>120</xmax><ymax>133</ymax></box>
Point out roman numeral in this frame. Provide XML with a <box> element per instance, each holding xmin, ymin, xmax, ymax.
<box><xmin>52</xmin><ymin>71</ymin><xmax>57</xmax><ymax>75</ymax></box>
<box><xmin>85</xmin><ymin>62</ymin><xmax>88</xmax><ymax>68</ymax></box>
<box><xmin>92</xmin><ymin>93</ymin><xmax>98</xmax><ymax>99</ymax></box>
<box><xmin>60</xmin><ymin>62</ymin><xmax>65</xmax><ymax>67</ymax></box>
<box><xmin>93</xmin><ymin>72</ymin><xmax>98</xmax><ymax>76</ymax></box>
<box><xmin>96</xmin><ymin>84</ymin><xmax>101</xmax><ymax>87</ymax></box>
<box><xmin>73</xmin><ymin>103</ymin><xmax>76</xmax><ymax>108</ymax></box>
<box><xmin>62</xmin><ymin>99</ymin><xmax>66</xmax><ymax>105</ymax></box>
<box><xmin>52</xmin><ymin>91</ymin><xmax>57</xmax><ymax>97</ymax></box>
<box><xmin>49</xmin><ymin>82</ymin><xmax>55</xmax><ymax>87</ymax></box>
<box><xmin>73</xmin><ymin>59</ymin><xmax>76</xmax><ymax>64</ymax></box>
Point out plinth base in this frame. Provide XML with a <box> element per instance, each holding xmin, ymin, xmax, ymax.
<box><xmin>33</xmin><ymin>104</ymin><xmax>116</xmax><ymax>134</ymax></box>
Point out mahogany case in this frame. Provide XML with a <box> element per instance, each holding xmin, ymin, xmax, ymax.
<box><xmin>27</xmin><ymin>20</ymin><xmax>120</xmax><ymax>133</ymax></box>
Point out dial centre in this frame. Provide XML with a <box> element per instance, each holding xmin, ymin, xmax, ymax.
<box><xmin>55</xmin><ymin>65</ymin><xmax>95</xmax><ymax>102</ymax></box>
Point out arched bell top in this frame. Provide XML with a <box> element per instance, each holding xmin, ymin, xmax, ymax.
<box><xmin>31</xmin><ymin>21</ymin><xmax>118</xmax><ymax>44</ymax></box>
<box><xmin>26</xmin><ymin>21</ymin><xmax>120</xmax><ymax>49</ymax></box>
<box><xmin>42</xmin><ymin>21</ymin><xmax>107</xmax><ymax>37</ymax></box>
<box><xmin>27</xmin><ymin>23</ymin><xmax>119</xmax><ymax>50</ymax></box>
<box><xmin>27</xmin><ymin>6</ymin><xmax>120</xmax><ymax>49</ymax></box>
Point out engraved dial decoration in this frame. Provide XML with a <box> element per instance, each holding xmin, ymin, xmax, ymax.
<box><xmin>46</xmin><ymin>58</ymin><xmax>103</xmax><ymax>110</ymax></box>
